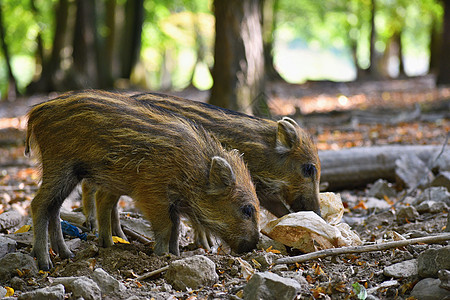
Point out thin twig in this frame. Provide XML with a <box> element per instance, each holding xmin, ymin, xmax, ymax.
<box><xmin>275</xmin><ymin>232</ymin><xmax>450</xmax><ymax>265</ymax></box>
<box><xmin>136</xmin><ymin>265</ymin><xmax>169</xmax><ymax>281</ymax></box>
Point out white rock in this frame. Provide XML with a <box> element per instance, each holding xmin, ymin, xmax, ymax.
<box><xmin>243</xmin><ymin>272</ymin><xmax>302</xmax><ymax>300</ymax></box>
<box><xmin>92</xmin><ymin>268</ymin><xmax>126</xmax><ymax>294</ymax></box>
<box><xmin>411</xmin><ymin>278</ymin><xmax>450</xmax><ymax>300</ymax></box>
<box><xmin>52</xmin><ymin>276</ymin><xmax>101</xmax><ymax>300</ymax></box>
<box><xmin>383</xmin><ymin>259</ymin><xmax>418</xmax><ymax>278</ymax></box>
<box><xmin>261</xmin><ymin>211</ymin><xmax>361</xmax><ymax>253</ymax></box>
<box><xmin>164</xmin><ymin>255</ymin><xmax>218</xmax><ymax>291</ymax></box>
<box><xmin>18</xmin><ymin>284</ymin><xmax>65</xmax><ymax>300</ymax></box>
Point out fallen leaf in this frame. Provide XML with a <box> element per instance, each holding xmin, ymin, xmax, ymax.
<box><xmin>236</xmin><ymin>257</ymin><xmax>255</xmax><ymax>281</ymax></box>
<box><xmin>5</xmin><ymin>286</ymin><xmax>14</xmax><ymax>296</ymax></box>
<box><xmin>15</xmin><ymin>224</ymin><xmax>31</xmax><ymax>234</ymax></box>
<box><xmin>112</xmin><ymin>236</ymin><xmax>130</xmax><ymax>244</ymax></box>
<box><xmin>353</xmin><ymin>201</ymin><xmax>367</xmax><ymax>210</ymax></box>
<box><xmin>352</xmin><ymin>282</ymin><xmax>367</xmax><ymax>300</ymax></box>
<box><xmin>311</xmin><ymin>286</ymin><xmax>326</xmax><ymax>298</ymax></box>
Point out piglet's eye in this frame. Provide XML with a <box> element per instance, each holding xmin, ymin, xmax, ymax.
<box><xmin>302</xmin><ymin>163</ymin><xmax>316</xmax><ymax>178</ymax></box>
<box><xmin>241</xmin><ymin>205</ymin><xmax>255</xmax><ymax>219</ymax></box>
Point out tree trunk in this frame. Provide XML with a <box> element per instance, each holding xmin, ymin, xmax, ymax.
<box><xmin>319</xmin><ymin>145</ymin><xmax>446</xmax><ymax>190</ymax></box>
<box><xmin>72</xmin><ymin>0</ymin><xmax>98</xmax><ymax>88</ymax></box>
<box><xmin>209</xmin><ymin>0</ymin><xmax>265</xmax><ymax>114</ymax></box>
<box><xmin>104</xmin><ymin>0</ymin><xmax>116</xmax><ymax>86</ymax></box>
<box><xmin>368</xmin><ymin>0</ymin><xmax>378</xmax><ymax>77</ymax></box>
<box><xmin>428</xmin><ymin>17</ymin><xmax>442</xmax><ymax>75</ymax></box>
<box><xmin>396</xmin><ymin>31</ymin><xmax>406</xmax><ymax>77</ymax></box>
<box><xmin>30</xmin><ymin>0</ymin><xmax>45</xmax><ymax>80</ymax></box>
<box><xmin>0</xmin><ymin>2</ymin><xmax>18</xmax><ymax>100</ymax></box>
<box><xmin>119</xmin><ymin>0</ymin><xmax>144</xmax><ymax>79</ymax></box>
<box><xmin>27</xmin><ymin>0</ymin><xmax>70</xmax><ymax>93</ymax></box>
<box><xmin>262</xmin><ymin>0</ymin><xmax>283</xmax><ymax>81</ymax></box>
<box><xmin>93</xmin><ymin>0</ymin><xmax>116</xmax><ymax>88</ymax></box>
<box><xmin>187</xmin><ymin>12</ymin><xmax>207</xmax><ymax>87</ymax></box>
<box><xmin>437</xmin><ymin>0</ymin><xmax>450</xmax><ymax>85</ymax></box>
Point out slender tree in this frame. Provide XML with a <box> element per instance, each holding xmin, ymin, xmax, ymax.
<box><xmin>429</xmin><ymin>17</ymin><xmax>442</xmax><ymax>75</ymax></box>
<box><xmin>437</xmin><ymin>0</ymin><xmax>450</xmax><ymax>84</ymax></box>
<box><xmin>262</xmin><ymin>0</ymin><xmax>283</xmax><ymax>81</ymax></box>
<box><xmin>0</xmin><ymin>1</ymin><xmax>18</xmax><ymax>100</ymax></box>
<box><xmin>27</xmin><ymin>0</ymin><xmax>70</xmax><ymax>93</ymax></box>
<box><xmin>71</xmin><ymin>0</ymin><xmax>98</xmax><ymax>88</ymax></box>
<box><xmin>209</xmin><ymin>0</ymin><xmax>265</xmax><ymax>115</ymax></box>
<box><xmin>368</xmin><ymin>0</ymin><xmax>378</xmax><ymax>77</ymax></box>
<box><xmin>119</xmin><ymin>0</ymin><xmax>144</xmax><ymax>79</ymax></box>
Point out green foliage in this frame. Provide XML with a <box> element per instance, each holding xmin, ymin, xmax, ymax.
<box><xmin>0</xmin><ymin>0</ymin><xmax>56</xmax><ymax>94</ymax></box>
<box><xmin>0</xmin><ymin>0</ymin><xmax>445</xmax><ymax>97</ymax></box>
<box><xmin>276</xmin><ymin>0</ymin><xmax>443</xmax><ymax>74</ymax></box>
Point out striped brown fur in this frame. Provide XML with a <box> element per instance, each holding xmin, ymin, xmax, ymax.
<box><xmin>26</xmin><ymin>90</ymin><xmax>259</xmax><ymax>270</ymax></box>
<box><xmin>131</xmin><ymin>92</ymin><xmax>320</xmax><ymax>217</ymax></box>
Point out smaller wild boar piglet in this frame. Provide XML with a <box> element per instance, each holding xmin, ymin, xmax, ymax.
<box><xmin>26</xmin><ymin>90</ymin><xmax>260</xmax><ymax>271</ymax></box>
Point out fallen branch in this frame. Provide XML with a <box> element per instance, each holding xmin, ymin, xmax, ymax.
<box><xmin>136</xmin><ymin>265</ymin><xmax>169</xmax><ymax>281</ymax></box>
<box><xmin>275</xmin><ymin>232</ymin><xmax>450</xmax><ymax>265</ymax></box>
<box><xmin>122</xmin><ymin>225</ymin><xmax>153</xmax><ymax>245</ymax></box>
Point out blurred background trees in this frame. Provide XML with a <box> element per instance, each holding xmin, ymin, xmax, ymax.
<box><xmin>0</xmin><ymin>0</ymin><xmax>448</xmax><ymax>112</ymax></box>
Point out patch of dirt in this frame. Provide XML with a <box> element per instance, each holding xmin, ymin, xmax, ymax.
<box><xmin>1</xmin><ymin>79</ymin><xmax>449</xmax><ymax>299</ymax></box>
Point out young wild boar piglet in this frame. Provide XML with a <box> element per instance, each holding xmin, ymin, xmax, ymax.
<box><xmin>26</xmin><ymin>90</ymin><xmax>260</xmax><ymax>271</ymax></box>
<box><xmin>133</xmin><ymin>93</ymin><xmax>321</xmax><ymax>217</ymax></box>
<box><xmin>82</xmin><ymin>92</ymin><xmax>321</xmax><ymax>250</ymax></box>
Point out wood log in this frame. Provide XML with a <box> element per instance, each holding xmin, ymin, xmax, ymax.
<box><xmin>319</xmin><ymin>145</ymin><xmax>448</xmax><ymax>190</ymax></box>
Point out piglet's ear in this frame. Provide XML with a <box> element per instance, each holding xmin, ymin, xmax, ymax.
<box><xmin>208</xmin><ymin>156</ymin><xmax>235</xmax><ymax>194</ymax></box>
<box><xmin>276</xmin><ymin>118</ymin><xmax>300</xmax><ymax>152</ymax></box>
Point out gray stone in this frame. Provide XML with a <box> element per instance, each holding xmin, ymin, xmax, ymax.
<box><xmin>52</xmin><ymin>276</ymin><xmax>101</xmax><ymax>300</ymax></box>
<box><xmin>416</xmin><ymin>200</ymin><xmax>448</xmax><ymax>214</ymax></box>
<box><xmin>92</xmin><ymin>267</ymin><xmax>126</xmax><ymax>294</ymax></box>
<box><xmin>396</xmin><ymin>206</ymin><xmax>419</xmax><ymax>223</ymax></box>
<box><xmin>257</xmin><ymin>234</ymin><xmax>287</xmax><ymax>255</ymax></box>
<box><xmin>5</xmin><ymin>232</ymin><xmax>33</xmax><ymax>247</ymax></box>
<box><xmin>65</xmin><ymin>238</ymin><xmax>82</xmax><ymax>252</ymax></box>
<box><xmin>415</xmin><ymin>187</ymin><xmax>450</xmax><ymax>206</ymax></box>
<box><xmin>0</xmin><ymin>252</ymin><xmax>38</xmax><ymax>280</ymax></box>
<box><xmin>0</xmin><ymin>210</ymin><xmax>25</xmax><ymax>231</ymax></box>
<box><xmin>0</xmin><ymin>236</ymin><xmax>16</xmax><ymax>258</ymax></box>
<box><xmin>364</xmin><ymin>197</ymin><xmax>391</xmax><ymax>210</ymax></box>
<box><xmin>431</xmin><ymin>172</ymin><xmax>450</xmax><ymax>191</ymax></box>
<box><xmin>10</xmin><ymin>276</ymin><xmax>26</xmax><ymax>291</ymax></box>
<box><xmin>246</xmin><ymin>252</ymin><xmax>279</xmax><ymax>271</ymax></box>
<box><xmin>368</xmin><ymin>179</ymin><xmax>397</xmax><ymax>199</ymax></box>
<box><xmin>278</xmin><ymin>271</ymin><xmax>309</xmax><ymax>288</ymax></box>
<box><xmin>395</xmin><ymin>154</ymin><xmax>434</xmax><ymax>189</ymax></box>
<box><xmin>411</xmin><ymin>278</ymin><xmax>450</xmax><ymax>300</ymax></box>
<box><xmin>433</xmin><ymin>152</ymin><xmax>450</xmax><ymax>172</ymax></box>
<box><xmin>243</xmin><ymin>272</ymin><xmax>302</xmax><ymax>300</ymax></box>
<box><xmin>0</xmin><ymin>287</ymin><xmax>6</xmax><ymax>298</ymax></box>
<box><xmin>383</xmin><ymin>259</ymin><xmax>418</xmax><ymax>278</ymax></box>
<box><xmin>18</xmin><ymin>284</ymin><xmax>65</xmax><ymax>300</ymax></box>
<box><xmin>439</xmin><ymin>269</ymin><xmax>450</xmax><ymax>291</ymax></box>
<box><xmin>418</xmin><ymin>246</ymin><xmax>450</xmax><ymax>278</ymax></box>
<box><xmin>164</xmin><ymin>255</ymin><xmax>218</xmax><ymax>291</ymax></box>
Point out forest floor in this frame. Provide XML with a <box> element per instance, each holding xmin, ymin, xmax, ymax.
<box><xmin>0</xmin><ymin>76</ymin><xmax>449</xmax><ymax>299</ymax></box>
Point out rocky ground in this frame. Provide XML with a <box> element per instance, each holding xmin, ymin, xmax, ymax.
<box><xmin>0</xmin><ymin>78</ymin><xmax>450</xmax><ymax>299</ymax></box>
